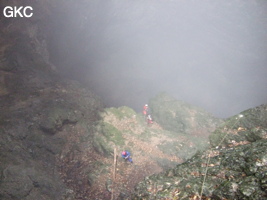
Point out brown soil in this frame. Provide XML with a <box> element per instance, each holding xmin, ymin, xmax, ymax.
<box><xmin>56</xmin><ymin>110</ymin><xmax>203</xmax><ymax>199</ymax></box>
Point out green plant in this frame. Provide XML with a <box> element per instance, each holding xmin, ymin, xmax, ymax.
<box><xmin>101</xmin><ymin>122</ymin><xmax>125</xmax><ymax>146</ymax></box>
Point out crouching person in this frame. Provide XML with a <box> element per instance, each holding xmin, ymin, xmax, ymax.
<box><xmin>121</xmin><ymin>151</ymin><xmax>133</xmax><ymax>163</ymax></box>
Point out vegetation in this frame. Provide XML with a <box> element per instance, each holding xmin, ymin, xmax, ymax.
<box><xmin>133</xmin><ymin>104</ymin><xmax>267</xmax><ymax>200</ymax></box>
<box><xmin>101</xmin><ymin>122</ymin><xmax>125</xmax><ymax>146</ymax></box>
<box><xmin>137</xmin><ymin>129</ymin><xmax>152</xmax><ymax>142</ymax></box>
<box><xmin>106</xmin><ymin>106</ymin><xmax>136</xmax><ymax>120</ymax></box>
<box><xmin>149</xmin><ymin>92</ymin><xmax>220</xmax><ymax>134</ymax></box>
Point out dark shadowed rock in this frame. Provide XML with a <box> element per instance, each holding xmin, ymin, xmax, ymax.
<box><xmin>0</xmin><ymin>1</ymin><xmax>104</xmax><ymax>199</ymax></box>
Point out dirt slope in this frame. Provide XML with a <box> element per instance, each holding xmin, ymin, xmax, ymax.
<box><xmin>83</xmin><ymin>105</ymin><xmax>219</xmax><ymax>199</ymax></box>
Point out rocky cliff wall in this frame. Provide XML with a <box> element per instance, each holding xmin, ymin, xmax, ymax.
<box><xmin>133</xmin><ymin>105</ymin><xmax>267</xmax><ymax>199</ymax></box>
<box><xmin>0</xmin><ymin>1</ymin><xmax>104</xmax><ymax>199</ymax></box>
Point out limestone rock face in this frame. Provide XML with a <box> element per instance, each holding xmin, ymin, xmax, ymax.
<box><xmin>132</xmin><ymin>104</ymin><xmax>267</xmax><ymax>199</ymax></box>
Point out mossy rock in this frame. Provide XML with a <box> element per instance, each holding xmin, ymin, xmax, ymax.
<box><xmin>101</xmin><ymin>122</ymin><xmax>125</xmax><ymax>146</ymax></box>
<box><xmin>209</xmin><ymin>104</ymin><xmax>267</xmax><ymax>147</ymax></box>
<box><xmin>93</xmin><ymin>134</ymin><xmax>113</xmax><ymax>156</ymax></box>
<box><xmin>149</xmin><ymin>92</ymin><xmax>219</xmax><ymax>134</ymax></box>
<box><xmin>133</xmin><ymin>105</ymin><xmax>267</xmax><ymax>200</ymax></box>
<box><xmin>209</xmin><ymin>130</ymin><xmax>227</xmax><ymax>147</ymax></box>
<box><xmin>93</xmin><ymin>121</ymin><xmax>125</xmax><ymax>156</ymax></box>
<box><xmin>39</xmin><ymin>103</ymin><xmax>80</xmax><ymax>134</ymax></box>
<box><xmin>154</xmin><ymin>157</ymin><xmax>178</xmax><ymax>170</ymax></box>
<box><xmin>106</xmin><ymin>106</ymin><xmax>136</xmax><ymax>120</ymax></box>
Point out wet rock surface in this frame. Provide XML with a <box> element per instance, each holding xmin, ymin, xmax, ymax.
<box><xmin>132</xmin><ymin>105</ymin><xmax>267</xmax><ymax>199</ymax></box>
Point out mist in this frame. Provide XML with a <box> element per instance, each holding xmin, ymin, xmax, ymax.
<box><xmin>50</xmin><ymin>0</ymin><xmax>267</xmax><ymax>118</ymax></box>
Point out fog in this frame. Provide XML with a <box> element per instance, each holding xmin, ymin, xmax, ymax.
<box><xmin>50</xmin><ymin>0</ymin><xmax>267</xmax><ymax>118</ymax></box>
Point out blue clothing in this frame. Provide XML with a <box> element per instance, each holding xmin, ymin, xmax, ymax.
<box><xmin>121</xmin><ymin>151</ymin><xmax>133</xmax><ymax>163</ymax></box>
<box><xmin>121</xmin><ymin>151</ymin><xmax>130</xmax><ymax>159</ymax></box>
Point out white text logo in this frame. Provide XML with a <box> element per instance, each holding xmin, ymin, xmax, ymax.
<box><xmin>3</xmin><ymin>6</ymin><xmax>33</xmax><ymax>18</ymax></box>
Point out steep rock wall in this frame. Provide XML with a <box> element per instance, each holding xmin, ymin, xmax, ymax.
<box><xmin>132</xmin><ymin>104</ymin><xmax>267</xmax><ymax>199</ymax></box>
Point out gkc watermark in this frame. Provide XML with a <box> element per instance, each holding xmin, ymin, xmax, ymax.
<box><xmin>3</xmin><ymin>6</ymin><xmax>33</xmax><ymax>18</ymax></box>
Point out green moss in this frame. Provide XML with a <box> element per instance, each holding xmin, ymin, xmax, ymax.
<box><xmin>243</xmin><ymin>130</ymin><xmax>262</xmax><ymax>142</ymax></box>
<box><xmin>106</xmin><ymin>106</ymin><xmax>136</xmax><ymax>120</ymax></box>
<box><xmin>78</xmin><ymin>122</ymin><xmax>96</xmax><ymax>143</ymax></box>
<box><xmin>118</xmin><ymin>106</ymin><xmax>136</xmax><ymax>117</ymax></box>
<box><xmin>158</xmin><ymin>141</ymin><xmax>180</xmax><ymax>155</ymax></box>
<box><xmin>93</xmin><ymin>120</ymin><xmax>126</xmax><ymax>155</ymax></box>
<box><xmin>106</xmin><ymin>107</ymin><xmax>124</xmax><ymax>119</ymax></box>
<box><xmin>93</xmin><ymin>134</ymin><xmax>113</xmax><ymax>155</ymax></box>
<box><xmin>137</xmin><ymin>129</ymin><xmax>152</xmax><ymax>142</ymax></box>
<box><xmin>149</xmin><ymin>93</ymin><xmax>212</xmax><ymax>133</ymax></box>
<box><xmin>102</xmin><ymin>122</ymin><xmax>125</xmax><ymax>146</ymax></box>
<box><xmin>209</xmin><ymin>109</ymin><xmax>267</xmax><ymax>146</ymax></box>
<box><xmin>209</xmin><ymin>130</ymin><xmax>226</xmax><ymax>147</ymax></box>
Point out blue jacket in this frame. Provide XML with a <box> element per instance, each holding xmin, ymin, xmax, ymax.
<box><xmin>121</xmin><ymin>151</ymin><xmax>130</xmax><ymax>159</ymax></box>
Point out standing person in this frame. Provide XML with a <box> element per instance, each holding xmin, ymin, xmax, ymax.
<box><xmin>147</xmin><ymin>114</ymin><xmax>153</xmax><ymax>125</ymax></box>
<box><xmin>121</xmin><ymin>151</ymin><xmax>133</xmax><ymax>163</ymax></box>
<box><xmin>143</xmin><ymin>104</ymin><xmax>149</xmax><ymax>117</ymax></box>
